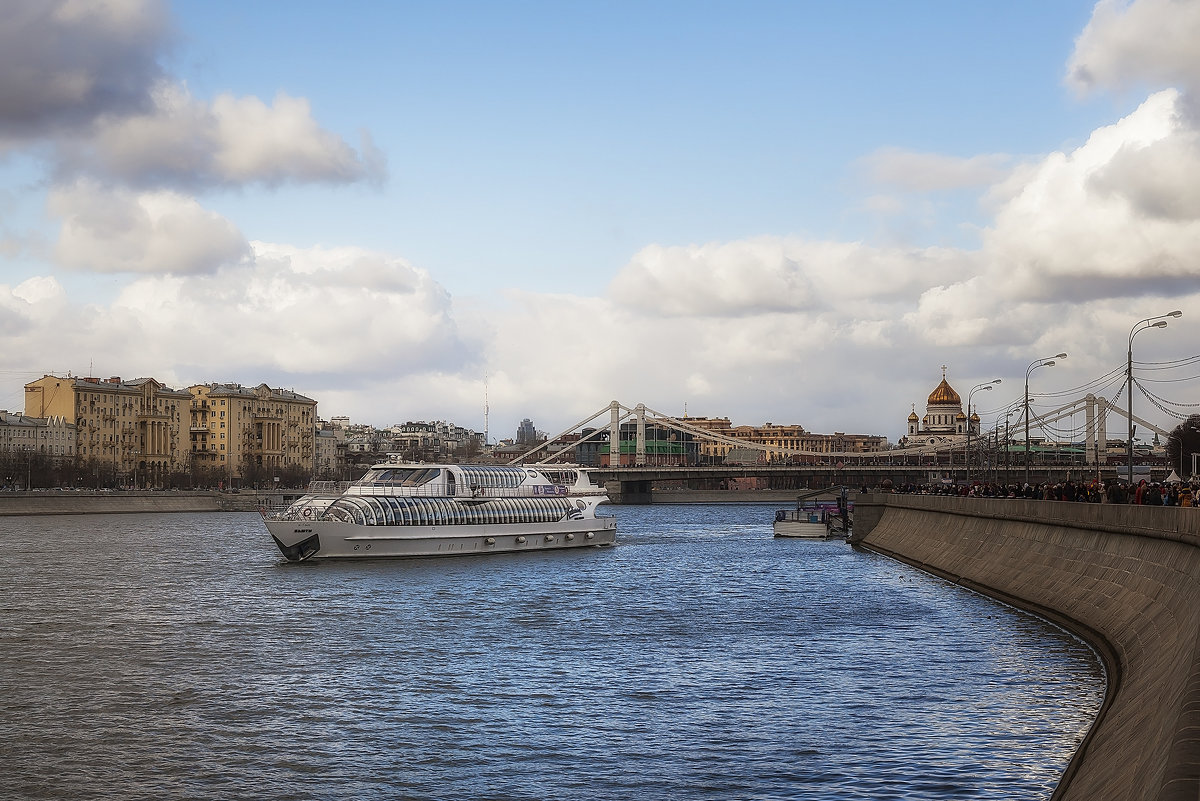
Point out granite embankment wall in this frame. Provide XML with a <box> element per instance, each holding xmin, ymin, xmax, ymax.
<box><xmin>0</xmin><ymin>491</ymin><xmax>266</xmax><ymax>515</ymax></box>
<box><xmin>850</xmin><ymin>493</ymin><xmax>1200</xmax><ymax>801</ymax></box>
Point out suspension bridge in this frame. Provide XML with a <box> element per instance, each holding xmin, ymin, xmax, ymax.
<box><xmin>499</xmin><ymin>350</ymin><xmax>1198</xmax><ymax>495</ymax></box>
<box><xmin>505</xmin><ymin>396</ymin><xmax>1174</xmax><ymax>467</ymax></box>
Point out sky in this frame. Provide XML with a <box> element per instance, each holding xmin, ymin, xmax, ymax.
<box><xmin>1</xmin><ymin>0</ymin><xmax>1198</xmax><ymax>446</ymax></box>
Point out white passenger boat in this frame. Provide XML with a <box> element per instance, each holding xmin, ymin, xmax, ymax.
<box><xmin>263</xmin><ymin>462</ymin><xmax>617</xmax><ymax>561</ymax></box>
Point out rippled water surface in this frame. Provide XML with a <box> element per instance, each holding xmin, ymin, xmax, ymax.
<box><xmin>0</xmin><ymin>505</ymin><xmax>1103</xmax><ymax>800</ymax></box>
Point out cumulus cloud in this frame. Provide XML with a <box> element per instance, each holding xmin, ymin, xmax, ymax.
<box><xmin>1090</xmin><ymin>127</ymin><xmax>1200</xmax><ymax>221</ymax></box>
<box><xmin>0</xmin><ymin>275</ymin><xmax>67</xmax><ymax>340</ymax></box>
<box><xmin>0</xmin><ymin>0</ymin><xmax>384</xmax><ymax>188</ymax></box>
<box><xmin>48</xmin><ymin>181</ymin><xmax>250</xmax><ymax>275</ymax></box>
<box><xmin>71</xmin><ymin>82</ymin><xmax>387</xmax><ymax>187</ymax></box>
<box><xmin>609</xmin><ymin>237</ymin><xmax>970</xmax><ymax>319</ymax></box>
<box><xmin>647</xmin><ymin>87</ymin><xmax>1200</xmax><ymax>332</ymax></box>
<box><xmin>0</xmin><ymin>0</ymin><xmax>168</xmax><ymax>139</ymax></box>
<box><xmin>981</xmin><ymin>89</ymin><xmax>1200</xmax><ymax>301</ymax></box>
<box><xmin>1067</xmin><ymin>0</ymin><xmax>1200</xmax><ymax>98</ymax></box>
<box><xmin>0</xmin><ymin>243</ymin><xmax>478</xmax><ymax>420</ymax></box>
<box><xmin>113</xmin><ymin>242</ymin><xmax>471</xmax><ymax>377</ymax></box>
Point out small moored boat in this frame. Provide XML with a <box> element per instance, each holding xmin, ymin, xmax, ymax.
<box><xmin>262</xmin><ymin>462</ymin><xmax>616</xmax><ymax>561</ymax></box>
<box><xmin>773</xmin><ymin>488</ymin><xmax>852</xmax><ymax>540</ymax></box>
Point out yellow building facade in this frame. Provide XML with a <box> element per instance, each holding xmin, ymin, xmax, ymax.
<box><xmin>188</xmin><ymin>383</ymin><xmax>317</xmax><ymax>482</ymax></box>
<box><xmin>24</xmin><ymin>375</ymin><xmax>190</xmax><ymax>484</ymax></box>
<box><xmin>683</xmin><ymin>416</ymin><xmax>888</xmax><ymax>462</ymax></box>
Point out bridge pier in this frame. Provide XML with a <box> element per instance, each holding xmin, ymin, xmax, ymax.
<box><xmin>606</xmin><ymin>479</ymin><xmax>654</xmax><ymax>504</ymax></box>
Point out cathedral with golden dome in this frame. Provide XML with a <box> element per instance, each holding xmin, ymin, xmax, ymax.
<box><xmin>898</xmin><ymin>367</ymin><xmax>981</xmax><ymax>447</ymax></box>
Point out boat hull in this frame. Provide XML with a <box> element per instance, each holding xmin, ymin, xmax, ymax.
<box><xmin>266</xmin><ymin>516</ymin><xmax>617</xmax><ymax>561</ymax></box>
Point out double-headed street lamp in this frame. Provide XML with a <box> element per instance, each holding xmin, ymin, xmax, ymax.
<box><xmin>966</xmin><ymin>379</ymin><xmax>1001</xmax><ymax>483</ymax></box>
<box><xmin>1025</xmin><ymin>353</ymin><xmax>1067</xmax><ymax>486</ymax></box>
<box><xmin>1127</xmin><ymin>311</ymin><xmax>1182</xmax><ymax>483</ymax></box>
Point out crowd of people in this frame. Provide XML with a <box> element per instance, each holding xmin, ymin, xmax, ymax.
<box><xmin>886</xmin><ymin>478</ymin><xmax>1196</xmax><ymax>506</ymax></box>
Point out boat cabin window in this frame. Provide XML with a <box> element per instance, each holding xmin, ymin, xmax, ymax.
<box><xmin>358</xmin><ymin>467</ymin><xmax>441</xmax><ymax>487</ymax></box>
<box><xmin>538</xmin><ymin>469</ymin><xmax>578</xmax><ymax>486</ymax></box>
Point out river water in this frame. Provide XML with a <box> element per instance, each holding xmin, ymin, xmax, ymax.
<box><xmin>0</xmin><ymin>504</ymin><xmax>1103</xmax><ymax>800</ymax></box>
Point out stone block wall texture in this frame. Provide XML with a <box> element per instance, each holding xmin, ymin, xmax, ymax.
<box><xmin>852</xmin><ymin>494</ymin><xmax>1200</xmax><ymax>801</ymax></box>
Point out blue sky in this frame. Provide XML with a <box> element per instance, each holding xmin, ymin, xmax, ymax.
<box><xmin>1</xmin><ymin>0</ymin><xmax>1198</xmax><ymax>446</ymax></box>
<box><xmin>168</xmin><ymin>1</ymin><xmax>1108</xmax><ymax>295</ymax></box>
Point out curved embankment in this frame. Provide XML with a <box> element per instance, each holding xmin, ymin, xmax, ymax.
<box><xmin>850</xmin><ymin>493</ymin><xmax>1200</xmax><ymax>801</ymax></box>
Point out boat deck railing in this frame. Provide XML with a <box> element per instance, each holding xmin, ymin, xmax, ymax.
<box><xmin>294</xmin><ymin>481</ymin><xmax>608</xmax><ymax>501</ymax></box>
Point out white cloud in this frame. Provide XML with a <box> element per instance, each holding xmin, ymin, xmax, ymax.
<box><xmin>112</xmin><ymin>242</ymin><xmax>471</xmax><ymax>377</ymax></box>
<box><xmin>981</xmin><ymin>89</ymin><xmax>1200</xmax><ymax>300</ymax></box>
<box><xmin>72</xmin><ymin>82</ymin><xmax>386</xmax><ymax>187</ymax></box>
<box><xmin>48</xmin><ymin>181</ymin><xmax>250</xmax><ymax>274</ymax></box>
<box><xmin>1067</xmin><ymin>0</ymin><xmax>1200</xmax><ymax>98</ymax></box>
<box><xmin>0</xmin><ymin>242</ymin><xmax>480</xmax><ymax>422</ymax></box>
<box><xmin>0</xmin><ymin>1</ymin><xmax>383</xmax><ymax>189</ymax></box>
<box><xmin>609</xmin><ymin>237</ymin><xmax>971</xmax><ymax>319</ymax></box>
<box><xmin>210</xmin><ymin>92</ymin><xmax>382</xmax><ymax>185</ymax></box>
<box><xmin>609</xmin><ymin>239</ymin><xmax>816</xmax><ymax>317</ymax></box>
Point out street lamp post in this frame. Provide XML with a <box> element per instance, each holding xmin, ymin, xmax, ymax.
<box><xmin>1004</xmin><ymin>409</ymin><xmax>1019</xmax><ymax>479</ymax></box>
<box><xmin>1127</xmin><ymin>311</ymin><xmax>1182</xmax><ymax>484</ymax></box>
<box><xmin>1025</xmin><ymin>354</ymin><xmax>1067</xmax><ymax>487</ymax></box>
<box><xmin>966</xmin><ymin>379</ymin><xmax>1001</xmax><ymax>484</ymax></box>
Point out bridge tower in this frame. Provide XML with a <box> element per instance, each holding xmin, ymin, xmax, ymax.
<box><xmin>636</xmin><ymin>403</ymin><xmax>647</xmax><ymax>467</ymax></box>
<box><xmin>1086</xmin><ymin>394</ymin><xmax>1097</xmax><ymax>466</ymax></box>
<box><xmin>1098</xmin><ymin>396</ymin><xmax>1107</xmax><ymax>466</ymax></box>
<box><xmin>1084</xmin><ymin>394</ymin><xmax>1110</xmax><ymax>466</ymax></box>
<box><xmin>609</xmin><ymin>400</ymin><xmax>621</xmax><ymax>467</ymax></box>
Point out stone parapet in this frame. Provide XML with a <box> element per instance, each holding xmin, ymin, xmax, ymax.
<box><xmin>0</xmin><ymin>491</ymin><xmax>225</xmax><ymax>515</ymax></box>
<box><xmin>853</xmin><ymin>493</ymin><xmax>1200</xmax><ymax>801</ymax></box>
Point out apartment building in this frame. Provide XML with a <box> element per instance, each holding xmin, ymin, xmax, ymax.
<box><xmin>314</xmin><ymin>420</ymin><xmax>347</xmax><ymax>479</ymax></box>
<box><xmin>24</xmin><ymin>374</ymin><xmax>190</xmax><ymax>484</ymax></box>
<box><xmin>0</xmin><ymin>410</ymin><xmax>76</xmax><ymax>459</ymax></box>
<box><xmin>188</xmin><ymin>383</ymin><xmax>317</xmax><ymax>482</ymax></box>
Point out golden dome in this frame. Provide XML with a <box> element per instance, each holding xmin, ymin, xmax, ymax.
<box><xmin>908</xmin><ymin>411</ymin><xmax>919</xmax><ymax>421</ymax></box>
<box><xmin>955</xmin><ymin>411</ymin><xmax>966</xmax><ymax>420</ymax></box>
<box><xmin>927</xmin><ymin>377</ymin><xmax>961</xmax><ymax>405</ymax></box>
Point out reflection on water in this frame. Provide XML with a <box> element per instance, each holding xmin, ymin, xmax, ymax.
<box><xmin>0</xmin><ymin>505</ymin><xmax>1103</xmax><ymax>800</ymax></box>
